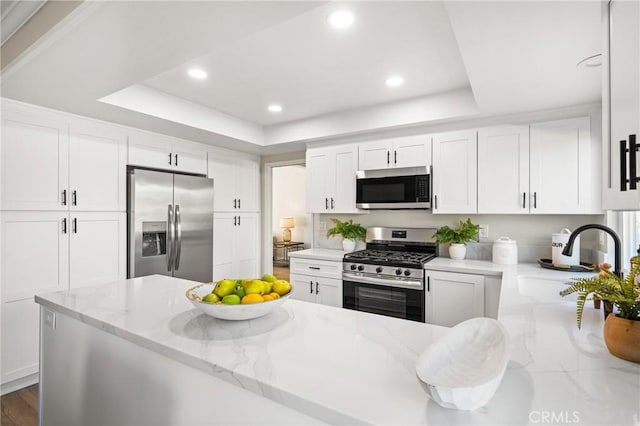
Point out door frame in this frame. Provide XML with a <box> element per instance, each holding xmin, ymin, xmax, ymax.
<box><xmin>261</xmin><ymin>158</ymin><xmax>308</xmax><ymax>274</ymax></box>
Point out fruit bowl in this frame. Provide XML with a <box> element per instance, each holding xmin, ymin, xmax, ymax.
<box><xmin>185</xmin><ymin>283</ymin><xmax>293</xmax><ymax>320</ymax></box>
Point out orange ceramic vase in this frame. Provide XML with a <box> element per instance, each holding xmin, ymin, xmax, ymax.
<box><xmin>603</xmin><ymin>314</ymin><xmax>640</xmax><ymax>363</ymax></box>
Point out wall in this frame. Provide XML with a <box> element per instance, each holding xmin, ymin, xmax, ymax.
<box><xmin>315</xmin><ymin>212</ymin><xmax>605</xmax><ymax>263</ymax></box>
<box><xmin>272</xmin><ymin>165</ymin><xmax>312</xmax><ymax>248</ymax></box>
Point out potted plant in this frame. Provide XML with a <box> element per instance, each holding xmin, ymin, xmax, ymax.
<box><xmin>560</xmin><ymin>262</ymin><xmax>640</xmax><ymax>363</ymax></box>
<box><xmin>433</xmin><ymin>219</ymin><xmax>479</xmax><ymax>260</ymax></box>
<box><xmin>326</xmin><ymin>219</ymin><xmax>366</xmax><ymax>252</ymax></box>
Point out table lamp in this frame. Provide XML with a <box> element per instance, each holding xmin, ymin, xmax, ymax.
<box><xmin>280</xmin><ymin>217</ymin><xmax>294</xmax><ymax>242</ymax></box>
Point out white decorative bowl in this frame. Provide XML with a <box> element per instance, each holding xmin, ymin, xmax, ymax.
<box><xmin>416</xmin><ymin>317</ymin><xmax>510</xmax><ymax>411</ymax></box>
<box><xmin>185</xmin><ymin>283</ymin><xmax>292</xmax><ymax>321</ymax></box>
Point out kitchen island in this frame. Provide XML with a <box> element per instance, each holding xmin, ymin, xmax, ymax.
<box><xmin>35</xmin><ymin>261</ymin><xmax>640</xmax><ymax>425</ymax></box>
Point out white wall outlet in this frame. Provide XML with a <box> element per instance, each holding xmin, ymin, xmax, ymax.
<box><xmin>319</xmin><ymin>221</ymin><xmax>327</xmax><ymax>231</ymax></box>
<box><xmin>44</xmin><ymin>309</ymin><xmax>56</xmax><ymax>329</ymax></box>
<box><xmin>479</xmin><ymin>224</ymin><xmax>489</xmax><ymax>239</ymax></box>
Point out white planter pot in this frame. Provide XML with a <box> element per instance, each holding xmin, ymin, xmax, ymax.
<box><xmin>342</xmin><ymin>238</ymin><xmax>356</xmax><ymax>252</ymax></box>
<box><xmin>449</xmin><ymin>243</ymin><xmax>466</xmax><ymax>260</ymax></box>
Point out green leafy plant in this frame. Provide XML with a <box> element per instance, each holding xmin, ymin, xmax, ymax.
<box><xmin>433</xmin><ymin>219</ymin><xmax>480</xmax><ymax>245</ymax></box>
<box><xmin>560</xmin><ymin>261</ymin><xmax>640</xmax><ymax>328</ymax></box>
<box><xmin>326</xmin><ymin>219</ymin><xmax>366</xmax><ymax>241</ymax></box>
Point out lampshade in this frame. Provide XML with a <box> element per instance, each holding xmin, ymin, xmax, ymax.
<box><xmin>280</xmin><ymin>217</ymin><xmax>295</xmax><ymax>229</ymax></box>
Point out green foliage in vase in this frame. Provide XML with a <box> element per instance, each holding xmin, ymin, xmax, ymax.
<box><xmin>433</xmin><ymin>219</ymin><xmax>480</xmax><ymax>245</ymax></box>
<box><xmin>560</xmin><ymin>261</ymin><xmax>640</xmax><ymax>328</ymax></box>
<box><xmin>326</xmin><ymin>219</ymin><xmax>366</xmax><ymax>241</ymax></box>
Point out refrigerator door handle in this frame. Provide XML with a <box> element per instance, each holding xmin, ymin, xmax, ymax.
<box><xmin>175</xmin><ymin>205</ymin><xmax>182</xmax><ymax>270</ymax></box>
<box><xmin>167</xmin><ymin>204</ymin><xmax>175</xmax><ymax>271</ymax></box>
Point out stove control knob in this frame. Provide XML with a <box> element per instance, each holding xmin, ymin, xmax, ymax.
<box><xmin>357</xmin><ymin>265</ymin><xmax>365</xmax><ymax>271</ymax></box>
<box><xmin>350</xmin><ymin>264</ymin><xmax>357</xmax><ymax>271</ymax></box>
<box><xmin>395</xmin><ymin>268</ymin><xmax>402</xmax><ymax>276</ymax></box>
<box><xmin>376</xmin><ymin>266</ymin><xmax>383</xmax><ymax>273</ymax></box>
<box><xmin>404</xmin><ymin>270</ymin><xmax>411</xmax><ymax>276</ymax></box>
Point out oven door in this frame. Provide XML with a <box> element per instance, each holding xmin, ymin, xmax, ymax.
<box><xmin>343</xmin><ymin>277</ymin><xmax>425</xmax><ymax>322</ymax></box>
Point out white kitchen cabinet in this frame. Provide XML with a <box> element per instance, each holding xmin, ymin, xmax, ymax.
<box><xmin>477</xmin><ymin>126</ymin><xmax>530</xmax><ymax>214</ymax></box>
<box><xmin>212</xmin><ymin>212</ymin><xmax>259</xmax><ymax>280</ymax></box>
<box><xmin>602</xmin><ymin>0</ymin><xmax>640</xmax><ymax>210</ymax></box>
<box><xmin>425</xmin><ymin>270</ymin><xmax>485</xmax><ymax>327</ymax></box>
<box><xmin>358</xmin><ymin>135</ymin><xmax>431</xmax><ymax>170</ymax></box>
<box><xmin>432</xmin><ymin>130</ymin><xmax>477</xmax><ymax>214</ymax></box>
<box><xmin>289</xmin><ymin>257</ymin><xmax>342</xmax><ymax>307</ymax></box>
<box><xmin>128</xmin><ymin>130</ymin><xmax>207</xmax><ymax>175</ymax></box>
<box><xmin>208</xmin><ymin>154</ymin><xmax>259</xmax><ymax>212</ymax></box>
<box><xmin>530</xmin><ymin>116</ymin><xmax>600</xmax><ymax>214</ymax></box>
<box><xmin>306</xmin><ymin>144</ymin><xmax>359</xmax><ymax>213</ymax></box>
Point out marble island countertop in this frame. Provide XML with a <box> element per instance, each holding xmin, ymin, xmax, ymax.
<box><xmin>35</xmin><ymin>258</ymin><xmax>640</xmax><ymax>425</ymax></box>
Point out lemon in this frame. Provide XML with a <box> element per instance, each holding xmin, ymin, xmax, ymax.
<box><xmin>269</xmin><ymin>292</ymin><xmax>280</xmax><ymax>299</ymax></box>
<box><xmin>214</xmin><ymin>279</ymin><xmax>236</xmax><ymax>298</ymax></box>
<box><xmin>262</xmin><ymin>294</ymin><xmax>275</xmax><ymax>301</ymax></box>
<box><xmin>241</xmin><ymin>294</ymin><xmax>264</xmax><ymax>304</ymax></box>
<box><xmin>243</xmin><ymin>279</ymin><xmax>265</xmax><ymax>295</ymax></box>
<box><xmin>272</xmin><ymin>280</ymin><xmax>291</xmax><ymax>296</ymax></box>
<box><xmin>202</xmin><ymin>293</ymin><xmax>220</xmax><ymax>304</ymax></box>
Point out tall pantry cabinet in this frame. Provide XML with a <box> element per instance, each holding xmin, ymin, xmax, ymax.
<box><xmin>0</xmin><ymin>100</ymin><xmax>127</xmax><ymax>393</ymax></box>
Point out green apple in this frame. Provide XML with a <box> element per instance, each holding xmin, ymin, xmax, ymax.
<box><xmin>261</xmin><ymin>274</ymin><xmax>277</xmax><ymax>283</ymax></box>
<box><xmin>221</xmin><ymin>294</ymin><xmax>241</xmax><ymax>305</ymax></box>
<box><xmin>213</xmin><ymin>279</ymin><xmax>236</xmax><ymax>298</ymax></box>
<box><xmin>202</xmin><ymin>293</ymin><xmax>220</xmax><ymax>304</ymax></box>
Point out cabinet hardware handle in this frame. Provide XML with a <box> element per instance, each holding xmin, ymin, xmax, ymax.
<box><xmin>310</xmin><ymin>281</ymin><xmax>313</xmax><ymax>294</ymax></box>
<box><xmin>621</xmin><ymin>139</ymin><xmax>629</xmax><ymax>191</ymax></box>
<box><xmin>629</xmin><ymin>135</ymin><xmax>638</xmax><ymax>190</ymax></box>
<box><xmin>62</xmin><ymin>218</ymin><xmax>67</xmax><ymax>234</ymax></box>
<box><xmin>330</xmin><ymin>197</ymin><xmax>334</xmax><ymax>209</ymax></box>
<box><xmin>234</xmin><ymin>216</ymin><xmax>237</xmax><ymax>226</ymax></box>
<box><xmin>174</xmin><ymin>154</ymin><xmax>178</xmax><ymax>167</ymax></box>
<box><xmin>234</xmin><ymin>199</ymin><xmax>237</xmax><ymax>209</ymax></box>
<box><xmin>72</xmin><ymin>190</ymin><xmax>77</xmax><ymax>206</ymax></box>
<box><xmin>168</xmin><ymin>153</ymin><xmax>172</xmax><ymax>165</ymax></box>
<box><xmin>394</xmin><ymin>150</ymin><xmax>397</xmax><ymax>164</ymax></box>
<box><xmin>325</xmin><ymin>197</ymin><xmax>329</xmax><ymax>210</ymax></box>
<box><xmin>168</xmin><ymin>205</ymin><xmax>175</xmax><ymax>271</ymax></box>
<box><xmin>238</xmin><ymin>199</ymin><xmax>241</xmax><ymax>209</ymax></box>
<box><xmin>434</xmin><ymin>194</ymin><xmax>438</xmax><ymax>210</ymax></box>
<box><xmin>62</xmin><ymin>190</ymin><xmax>67</xmax><ymax>206</ymax></box>
<box><xmin>387</xmin><ymin>151</ymin><xmax>390</xmax><ymax>165</ymax></box>
<box><xmin>175</xmin><ymin>205</ymin><xmax>182</xmax><ymax>270</ymax></box>
<box><xmin>72</xmin><ymin>218</ymin><xmax>77</xmax><ymax>234</ymax></box>
<box><xmin>427</xmin><ymin>276</ymin><xmax>430</xmax><ymax>292</ymax></box>
<box><xmin>308</xmin><ymin>266</ymin><xmax>320</xmax><ymax>270</ymax></box>
<box><xmin>315</xmin><ymin>282</ymin><xmax>319</xmax><ymax>294</ymax></box>
<box><xmin>238</xmin><ymin>215</ymin><xmax>241</xmax><ymax>226</ymax></box>
<box><xmin>522</xmin><ymin>192</ymin><xmax>526</xmax><ymax>209</ymax></box>
<box><xmin>533</xmin><ymin>192</ymin><xmax>537</xmax><ymax>209</ymax></box>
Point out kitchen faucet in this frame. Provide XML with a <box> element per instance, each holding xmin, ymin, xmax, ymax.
<box><xmin>561</xmin><ymin>224</ymin><xmax>622</xmax><ymax>278</ymax></box>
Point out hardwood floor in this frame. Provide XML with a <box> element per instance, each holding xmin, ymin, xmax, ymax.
<box><xmin>1</xmin><ymin>384</ymin><xmax>38</xmax><ymax>426</ymax></box>
<box><xmin>273</xmin><ymin>265</ymin><xmax>290</xmax><ymax>282</ymax></box>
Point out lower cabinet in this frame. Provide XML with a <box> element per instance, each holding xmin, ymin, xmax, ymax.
<box><xmin>1</xmin><ymin>211</ymin><xmax>126</xmax><ymax>391</ymax></box>
<box><xmin>289</xmin><ymin>257</ymin><xmax>343</xmax><ymax>307</ymax></box>
<box><xmin>425</xmin><ymin>270</ymin><xmax>485</xmax><ymax>327</ymax></box>
<box><xmin>212</xmin><ymin>213</ymin><xmax>259</xmax><ymax>281</ymax></box>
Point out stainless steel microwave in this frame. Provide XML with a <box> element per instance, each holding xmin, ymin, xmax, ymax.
<box><xmin>355</xmin><ymin>167</ymin><xmax>431</xmax><ymax>209</ymax></box>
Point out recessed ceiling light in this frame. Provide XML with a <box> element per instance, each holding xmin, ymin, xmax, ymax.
<box><xmin>268</xmin><ymin>104</ymin><xmax>283</xmax><ymax>113</ymax></box>
<box><xmin>385</xmin><ymin>76</ymin><xmax>404</xmax><ymax>87</ymax></box>
<box><xmin>576</xmin><ymin>54</ymin><xmax>602</xmax><ymax>69</ymax></box>
<box><xmin>188</xmin><ymin>68</ymin><xmax>207</xmax><ymax>79</ymax></box>
<box><xmin>328</xmin><ymin>10</ymin><xmax>354</xmax><ymax>29</ymax></box>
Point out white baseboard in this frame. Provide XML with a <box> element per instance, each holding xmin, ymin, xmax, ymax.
<box><xmin>1</xmin><ymin>373</ymin><xmax>38</xmax><ymax>395</ymax></box>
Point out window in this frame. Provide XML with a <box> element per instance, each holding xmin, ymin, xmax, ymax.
<box><xmin>617</xmin><ymin>211</ymin><xmax>640</xmax><ymax>273</ymax></box>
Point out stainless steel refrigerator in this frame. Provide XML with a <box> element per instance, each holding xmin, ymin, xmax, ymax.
<box><xmin>127</xmin><ymin>167</ymin><xmax>213</xmax><ymax>282</ymax></box>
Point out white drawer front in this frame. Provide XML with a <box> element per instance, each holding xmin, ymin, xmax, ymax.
<box><xmin>290</xmin><ymin>258</ymin><xmax>342</xmax><ymax>280</ymax></box>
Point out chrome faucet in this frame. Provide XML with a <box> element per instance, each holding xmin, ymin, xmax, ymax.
<box><xmin>561</xmin><ymin>224</ymin><xmax>622</xmax><ymax>278</ymax></box>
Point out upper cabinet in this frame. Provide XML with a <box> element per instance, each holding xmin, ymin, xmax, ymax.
<box><xmin>306</xmin><ymin>144</ymin><xmax>360</xmax><ymax>214</ymax></box>
<box><xmin>432</xmin><ymin>130</ymin><xmax>477</xmax><ymax>214</ymax></box>
<box><xmin>602</xmin><ymin>0</ymin><xmax>640</xmax><ymax>210</ymax></box>
<box><xmin>208</xmin><ymin>152</ymin><xmax>260</xmax><ymax>212</ymax></box>
<box><xmin>358</xmin><ymin>135</ymin><xmax>431</xmax><ymax>170</ymax></box>
<box><xmin>530</xmin><ymin>116</ymin><xmax>600</xmax><ymax>214</ymax></box>
<box><xmin>128</xmin><ymin>130</ymin><xmax>207</xmax><ymax>175</ymax></box>
<box><xmin>478</xmin><ymin>126</ymin><xmax>530</xmax><ymax>214</ymax></box>
<box><xmin>1</xmin><ymin>105</ymin><xmax>127</xmax><ymax>212</ymax></box>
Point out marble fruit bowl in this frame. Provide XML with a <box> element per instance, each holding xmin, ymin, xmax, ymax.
<box><xmin>186</xmin><ymin>283</ymin><xmax>292</xmax><ymax>320</ymax></box>
<box><xmin>415</xmin><ymin>317</ymin><xmax>510</xmax><ymax>411</ymax></box>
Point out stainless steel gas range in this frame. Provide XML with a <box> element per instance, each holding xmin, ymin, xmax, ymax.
<box><xmin>342</xmin><ymin>227</ymin><xmax>438</xmax><ymax>322</ymax></box>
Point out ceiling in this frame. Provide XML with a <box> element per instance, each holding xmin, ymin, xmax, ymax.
<box><xmin>0</xmin><ymin>1</ymin><xmax>602</xmax><ymax>154</ymax></box>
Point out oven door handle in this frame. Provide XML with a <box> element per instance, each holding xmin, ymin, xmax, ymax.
<box><xmin>342</xmin><ymin>272</ymin><xmax>424</xmax><ymax>290</ymax></box>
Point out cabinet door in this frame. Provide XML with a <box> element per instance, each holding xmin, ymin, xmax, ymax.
<box><xmin>128</xmin><ymin>131</ymin><xmax>172</xmax><ymax>170</ymax></box>
<box><xmin>213</xmin><ymin>214</ymin><xmax>237</xmax><ymax>281</ymax></box>
<box><xmin>289</xmin><ymin>273</ymin><xmax>316</xmax><ymax>303</ymax></box>
<box><xmin>477</xmin><ymin>126</ymin><xmax>529</xmax><ymax>214</ymax></box>
<box><xmin>236</xmin><ymin>213</ymin><xmax>259</xmax><ymax>278</ymax></box>
<box><xmin>332</xmin><ymin>145</ymin><xmax>358</xmax><ymax>213</ymax></box>
<box><xmin>2</xmin><ymin>298</ymin><xmax>41</xmax><ymax>384</ymax></box>
<box><xmin>208</xmin><ymin>156</ymin><xmax>238</xmax><ymax>212</ymax></box>
<box><xmin>69</xmin><ymin>121</ymin><xmax>127</xmax><ymax>211</ymax></box>
<box><xmin>426</xmin><ymin>270</ymin><xmax>484</xmax><ymax>327</ymax></box>
<box><xmin>236</xmin><ymin>158</ymin><xmax>260</xmax><ymax>212</ymax></box>
<box><xmin>393</xmin><ymin>135</ymin><xmax>431</xmax><ymax>168</ymax></box>
<box><xmin>172</xmin><ymin>139</ymin><xmax>207</xmax><ymax>175</ymax></box>
<box><xmin>1</xmin><ymin>110</ymin><xmax>69</xmax><ymax>210</ymax></box>
<box><xmin>306</xmin><ymin>148</ymin><xmax>332</xmax><ymax>213</ymax></box>
<box><xmin>530</xmin><ymin>117</ymin><xmax>593</xmax><ymax>214</ymax></box>
<box><xmin>358</xmin><ymin>140</ymin><xmax>391</xmax><ymax>170</ymax></box>
<box><xmin>316</xmin><ymin>277</ymin><xmax>342</xmax><ymax>308</ymax></box>
<box><xmin>603</xmin><ymin>0</ymin><xmax>640</xmax><ymax>210</ymax></box>
<box><xmin>432</xmin><ymin>130</ymin><xmax>477</xmax><ymax>214</ymax></box>
<box><xmin>69</xmin><ymin>213</ymin><xmax>126</xmax><ymax>289</ymax></box>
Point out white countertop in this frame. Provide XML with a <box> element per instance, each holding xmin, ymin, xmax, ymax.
<box><xmin>288</xmin><ymin>248</ymin><xmax>346</xmax><ymax>261</ymax></box>
<box><xmin>35</xmin><ymin>259</ymin><xmax>640</xmax><ymax>425</ymax></box>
